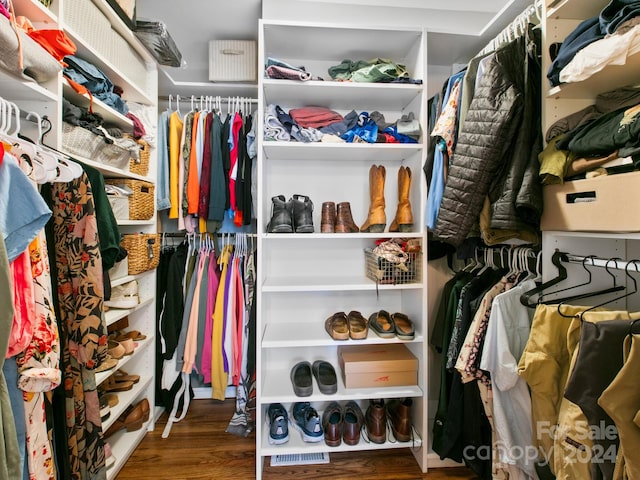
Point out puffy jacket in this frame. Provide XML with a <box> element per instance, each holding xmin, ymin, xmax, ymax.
<box><xmin>434</xmin><ymin>28</ymin><xmax>542</xmax><ymax>246</ymax></box>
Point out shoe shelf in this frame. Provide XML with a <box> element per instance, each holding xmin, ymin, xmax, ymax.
<box><xmin>260</xmin><ymin>421</ymin><xmax>422</xmax><ymax>457</ymax></box>
<box><xmin>261</xmin><ymin>363</ymin><xmax>423</xmax><ymax>404</ymax></box>
<box><xmin>104</xmin><ymin>296</ymin><xmax>154</xmax><ymax>328</ymax></box>
<box><xmin>262</xmin><ymin>142</ymin><xmax>422</xmax><ymax>162</ymax></box>
<box><xmin>105</xmin><ymin>416</ymin><xmax>153</xmax><ymax>480</ymax></box>
<box><xmin>263</xmin><ymin>232</ymin><xmax>423</xmax><ymax>240</ymax></box>
<box><xmin>116</xmin><ymin>219</ymin><xmax>157</xmax><ymax>227</ymax></box>
<box><xmin>102</xmin><ymin>375</ymin><xmax>153</xmax><ymax>432</ymax></box>
<box><xmin>95</xmin><ymin>335</ymin><xmax>154</xmax><ymax>387</ymax></box>
<box><xmin>262</xmin><ymin>321</ymin><xmax>424</xmax><ymax>348</ymax></box>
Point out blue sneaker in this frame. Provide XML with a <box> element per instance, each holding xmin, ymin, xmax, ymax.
<box><xmin>268</xmin><ymin>403</ymin><xmax>289</xmax><ymax>445</ymax></box>
<box><xmin>292</xmin><ymin>402</ymin><xmax>324</xmax><ymax>443</ymax></box>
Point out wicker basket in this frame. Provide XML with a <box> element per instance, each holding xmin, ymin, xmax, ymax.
<box><xmin>121</xmin><ymin>233</ymin><xmax>160</xmax><ymax>274</ymax></box>
<box><xmin>364</xmin><ymin>248</ymin><xmax>422</xmax><ymax>285</ymax></box>
<box><xmin>106</xmin><ymin>179</ymin><xmax>154</xmax><ymax>220</ymax></box>
<box><xmin>61</xmin><ymin>122</ymin><xmax>102</xmax><ymax>160</ymax></box>
<box><xmin>128</xmin><ymin>137</ymin><xmax>150</xmax><ymax>176</ymax></box>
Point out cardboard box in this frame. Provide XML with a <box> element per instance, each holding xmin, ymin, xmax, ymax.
<box><xmin>209</xmin><ymin>40</ymin><xmax>257</xmax><ymax>82</ymax></box>
<box><xmin>338</xmin><ymin>344</ymin><xmax>418</xmax><ymax>389</ymax></box>
<box><xmin>541</xmin><ymin>171</ymin><xmax>640</xmax><ymax>232</ymax></box>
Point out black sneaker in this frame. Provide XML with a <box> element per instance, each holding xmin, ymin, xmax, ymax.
<box><xmin>268</xmin><ymin>403</ymin><xmax>289</xmax><ymax>445</ymax></box>
<box><xmin>292</xmin><ymin>402</ymin><xmax>324</xmax><ymax>443</ymax></box>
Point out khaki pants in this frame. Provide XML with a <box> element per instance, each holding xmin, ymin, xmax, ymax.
<box><xmin>599</xmin><ymin>334</ymin><xmax>640</xmax><ymax>480</ymax></box>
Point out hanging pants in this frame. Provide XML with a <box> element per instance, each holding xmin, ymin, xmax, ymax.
<box><xmin>564</xmin><ymin>319</ymin><xmax>630</xmax><ymax>480</ymax></box>
<box><xmin>599</xmin><ymin>334</ymin><xmax>640</xmax><ymax>480</ymax></box>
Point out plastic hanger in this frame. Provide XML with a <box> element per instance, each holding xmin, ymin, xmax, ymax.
<box><xmin>539</xmin><ymin>255</ymin><xmax>597</xmax><ymax>302</ymax></box>
<box><xmin>520</xmin><ymin>250</ymin><xmax>569</xmax><ymax>307</ymax></box>
<box><xmin>577</xmin><ymin>259</ymin><xmax>640</xmax><ymax>321</ymax></box>
<box><xmin>556</xmin><ymin>257</ymin><xmax>626</xmax><ymax>317</ymax></box>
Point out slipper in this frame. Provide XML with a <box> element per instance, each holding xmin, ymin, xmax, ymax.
<box><xmin>102</xmin><ymin>375</ymin><xmax>133</xmax><ymax>392</ymax></box>
<box><xmin>107</xmin><ymin>340</ymin><xmax>125</xmax><ymax>360</ymax></box>
<box><xmin>325</xmin><ymin>312</ymin><xmax>349</xmax><ymax>340</ymax></box>
<box><xmin>290</xmin><ymin>361</ymin><xmax>313</xmax><ymax>397</ymax></box>
<box><xmin>368</xmin><ymin>310</ymin><xmax>396</xmax><ymax>338</ymax></box>
<box><xmin>114</xmin><ymin>369</ymin><xmax>140</xmax><ymax>384</ymax></box>
<box><xmin>110</xmin><ymin>335</ymin><xmax>135</xmax><ymax>355</ymax></box>
<box><xmin>116</xmin><ymin>330</ymin><xmax>147</xmax><ymax>341</ymax></box>
<box><xmin>312</xmin><ymin>360</ymin><xmax>337</xmax><ymax>395</ymax></box>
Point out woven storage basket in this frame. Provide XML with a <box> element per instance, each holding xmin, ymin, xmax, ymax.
<box><xmin>121</xmin><ymin>233</ymin><xmax>160</xmax><ymax>274</ymax></box>
<box><xmin>61</xmin><ymin>122</ymin><xmax>102</xmax><ymax>159</ymax></box>
<box><xmin>129</xmin><ymin>137</ymin><xmax>150</xmax><ymax>176</ymax></box>
<box><xmin>105</xmin><ymin>179</ymin><xmax>154</xmax><ymax>220</ymax></box>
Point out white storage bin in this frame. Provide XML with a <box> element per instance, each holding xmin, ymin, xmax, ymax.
<box><xmin>209</xmin><ymin>40</ymin><xmax>257</xmax><ymax>82</ymax></box>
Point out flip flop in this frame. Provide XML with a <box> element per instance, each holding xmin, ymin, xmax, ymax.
<box><xmin>114</xmin><ymin>369</ymin><xmax>140</xmax><ymax>384</ymax></box>
<box><xmin>116</xmin><ymin>330</ymin><xmax>147</xmax><ymax>341</ymax></box>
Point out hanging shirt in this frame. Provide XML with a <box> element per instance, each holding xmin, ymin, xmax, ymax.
<box><xmin>157</xmin><ymin>110</ymin><xmax>171</xmax><ymax>211</ymax></box>
<box><xmin>168</xmin><ymin>110</ymin><xmax>184</xmax><ymax>219</ymax></box>
<box><xmin>480</xmin><ymin>279</ymin><xmax>538</xmax><ymax>480</ymax></box>
<box><xmin>187</xmin><ymin>111</ymin><xmax>200</xmax><ymax>215</ymax></box>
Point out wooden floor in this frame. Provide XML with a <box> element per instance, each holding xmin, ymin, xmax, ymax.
<box><xmin>115</xmin><ymin>399</ymin><xmax>478</xmax><ymax>480</ymax></box>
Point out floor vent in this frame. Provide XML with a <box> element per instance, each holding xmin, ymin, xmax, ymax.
<box><xmin>270</xmin><ymin>452</ymin><xmax>330</xmax><ymax>466</ymax></box>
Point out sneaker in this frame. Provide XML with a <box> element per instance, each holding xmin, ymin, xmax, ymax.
<box><xmin>291</xmin><ymin>402</ymin><xmax>324</xmax><ymax>443</ymax></box>
<box><xmin>105</xmin><ymin>280</ymin><xmax>139</xmax><ymax>309</ymax></box>
<box><xmin>268</xmin><ymin>403</ymin><xmax>289</xmax><ymax>445</ymax></box>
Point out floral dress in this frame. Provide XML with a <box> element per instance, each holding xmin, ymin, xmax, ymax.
<box><xmin>49</xmin><ymin>174</ymin><xmax>108</xmax><ymax>480</ymax></box>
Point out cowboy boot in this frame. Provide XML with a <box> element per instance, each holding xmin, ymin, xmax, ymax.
<box><xmin>360</xmin><ymin>165</ymin><xmax>386</xmax><ymax>233</ymax></box>
<box><xmin>321</xmin><ymin>201</ymin><xmax>336</xmax><ymax>233</ymax></box>
<box><xmin>389</xmin><ymin>166</ymin><xmax>413</xmax><ymax>233</ymax></box>
<box><xmin>335</xmin><ymin>202</ymin><xmax>359</xmax><ymax>233</ymax></box>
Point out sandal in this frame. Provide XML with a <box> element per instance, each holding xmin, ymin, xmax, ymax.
<box><xmin>96</xmin><ymin>355</ymin><xmax>118</xmax><ymax>373</ymax></box>
<box><xmin>114</xmin><ymin>369</ymin><xmax>140</xmax><ymax>384</ymax></box>
<box><xmin>116</xmin><ymin>330</ymin><xmax>147</xmax><ymax>341</ymax></box>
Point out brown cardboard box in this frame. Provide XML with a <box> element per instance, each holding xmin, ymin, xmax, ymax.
<box><xmin>338</xmin><ymin>344</ymin><xmax>418</xmax><ymax>389</ymax></box>
<box><xmin>541</xmin><ymin>171</ymin><xmax>640</xmax><ymax>232</ymax></box>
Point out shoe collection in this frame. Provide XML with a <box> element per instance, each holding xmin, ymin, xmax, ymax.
<box><xmin>325</xmin><ymin>309</ymin><xmax>414</xmax><ymax>341</ymax></box>
<box><xmin>95</xmin><ymin>329</ymin><xmax>146</xmax><ymax>374</ymax></box>
<box><xmin>267</xmin><ymin>398</ymin><xmax>414</xmax><ymax>447</ymax></box>
<box><xmin>290</xmin><ymin>360</ymin><xmax>337</xmax><ymax>396</ymax></box>
<box><xmin>266</xmin><ymin>165</ymin><xmax>414</xmax><ymax>234</ymax></box>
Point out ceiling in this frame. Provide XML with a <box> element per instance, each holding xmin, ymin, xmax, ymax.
<box><xmin>136</xmin><ymin>0</ymin><xmax>533</xmax><ymax>98</ymax></box>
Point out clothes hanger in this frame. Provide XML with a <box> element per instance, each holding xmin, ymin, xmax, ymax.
<box><xmin>520</xmin><ymin>249</ymin><xmax>569</xmax><ymax>307</ymax></box>
<box><xmin>168</xmin><ymin>94</ymin><xmax>173</xmax><ymax>112</ymax></box>
<box><xmin>176</xmin><ymin>94</ymin><xmax>182</xmax><ymax>117</ymax></box>
<box><xmin>577</xmin><ymin>259</ymin><xmax>640</xmax><ymax>321</ymax></box>
<box><xmin>538</xmin><ymin>255</ymin><xmax>597</xmax><ymax>302</ymax></box>
<box><xmin>556</xmin><ymin>257</ymin><xmax>626</xmax><ymax>317</ymax></box>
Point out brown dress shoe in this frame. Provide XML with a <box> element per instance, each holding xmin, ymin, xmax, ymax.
<box><xmin>343</xmin><ymin>401</ymin><xmax>364</xmax><ymax>446</ymax></box>
<box><xmin>321</xmin><ymin>201</ymin><xmax>336</xmax><ymax>233</ymax></box>
<box><xmin>365</xmin><ymin>399</ymin><xmax>386</xmax><ymax>444</ymax></box>
<box><xmin>322</xmin><ymin>401</ymin><xmax>343</xmax><ymax>447</ymax></box>
<box><xmin>387</xmin><ymin>398</ymin><xmax>413</xmax><ymax>442</ymax></box>
<box><xmin>335</xmin><ymin>202</ymin><xmax>359</xmax><ymax>233</ymax></box>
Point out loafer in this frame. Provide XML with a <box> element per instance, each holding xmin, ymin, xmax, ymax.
<box><xmin>343</xmin><ymin>400</ymin><xmax>364</xmax><ymax>446</ymax></box>
<box><xmin>392</xmin><ymin>312</ymin><xmax>415</xmax><ymax>340</ymax></box>
<box><xmin>347</xmin><ymin>310</ymin><xmax>368</xmax><ymax>340</ymax></box>
<box><xmin>312</xmin><ymin>360</ymin><xmax>337</xmax><ymax>395</ymax></box>
<box><xmin>290</xmin><ymin>361</ymin><xmax>313</xmax><ymax>397</ymax></box>
<box><xmin>368</xmin><ymin>310</ymin><xmax>396</xmax><ymax>338</ymax></box>
<box><xmin>104</xmin><ymin>398</ymin><xmax>148</xmax><ymax>438</ymax></box>
<box><xmin>325</xmin><ymin>312</ymin><xmax>349</xmax><ymax>341</ymax></box>
<box><xmin>322</xmin><ymin>401</ymin><xmax>343</xmax><ymax>447</ymax></box>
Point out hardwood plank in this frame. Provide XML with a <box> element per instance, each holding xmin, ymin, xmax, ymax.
<box><xmin>115</xmin><ymin>399</ymin><xmax>479</xmax><ymax>479</ymax></box>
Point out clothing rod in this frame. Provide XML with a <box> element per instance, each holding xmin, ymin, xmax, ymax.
<box><xmin>477</xmin><ymin>0</ymin><xmax>542</xmax><ymax>57</ymax></box>
<box><xmin>561</xmin><ymin>252</ymin><xmax>640</xmax><ymax>272</ymax></box>
<box><xmin>163</xmin><ymin>96</ymin><xmax>258</xmax><ymax>103</ymax></box>
<box><xmin>162</xmin><ymin>232</ymin><xmax>257</xmax><ymax>237</ymax></box>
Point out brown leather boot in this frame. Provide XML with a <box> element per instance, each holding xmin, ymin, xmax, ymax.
<box><xmin>365</xmin><ymin>399</ymin><xmax>386</xmax><ymax>444</ymax></box>
<box><xmin>360</xmin><ymin>165</ymin><xmax>386</xmax><ymax>232</ymax></box>
<box><xmin>335</xmin><ymin>202</ymin><xmax>359</xmax><ymax>233</ymax></box>
<box><xmin>321</xmin><ymin>201</ymin><xmax>336</xmax><ymax>233</ymax></box>
<box><xmin>387</xmin><ymin>397</ymin><xmax>412</xmax><ymax>442</ymax></box>
<box><xmin>389</xmin><ymin>166</ymin><xmax>413</xmax><ymax>232</ymax></box>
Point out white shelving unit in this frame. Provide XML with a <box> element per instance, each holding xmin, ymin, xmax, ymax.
<box><xmin>8</xmin><ymin>1</ymin><xmax>159</xmax><ymax>478</ymax></box>
<box><xmin>541</xmin><ymin>0</ymin><xmax>640</xmax><ymax>309</ymax></box>
<box><xmin>256</xmin><ymin>20</ymin><xmax>429</xmax><ymax>478</ymax></box>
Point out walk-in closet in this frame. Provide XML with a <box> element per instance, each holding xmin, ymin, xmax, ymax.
<box><xmin>2</xmin><ymin>0</ymin><xmax>640</xmax><ymax>479</ymax></box>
